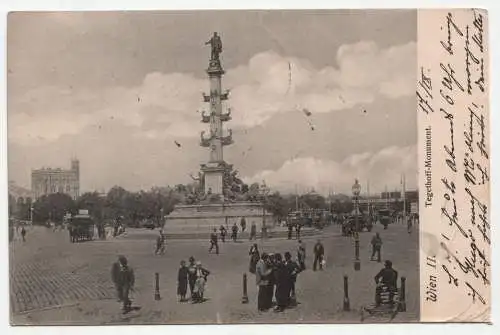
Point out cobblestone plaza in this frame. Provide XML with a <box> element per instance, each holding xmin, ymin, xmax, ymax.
<box><xmin>10</xmin><ymin>223</ymin><xmax>418</xmax><ymax>325</ymax></box>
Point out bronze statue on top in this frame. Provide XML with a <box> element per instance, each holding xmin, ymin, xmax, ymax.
<box><xmin>205</xmin><ymin>32</ymin><xmax>223</xmax><ymax>61</ymax></box>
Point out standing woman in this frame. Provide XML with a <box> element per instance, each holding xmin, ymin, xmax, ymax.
<box><xmin>177</xmin><ymin>260</ymin><xmax>189</xmax><ymax>302</ymax></box>
<box><xmin>187</xmin><ymin>256</ymin><xmax>198</xmax><ymax>299</ymax></box>
<box><xmin>249</xmin><ymin>243</ymin><xmax>260</xmax><ymax>274</ymax></box>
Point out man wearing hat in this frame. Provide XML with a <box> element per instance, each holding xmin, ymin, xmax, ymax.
<box><xmin>255</xmin><ymin>253</ymin><xmax>273</xmax><ymax>311</ymax></box>
<box><xmin>374</xmin><ymin>260</ymin><xmax>398</xmax><ymax>306</ymax></box>
<box><xmin>110</xmin><ymin>255</ymin><xmax>135</xmax><ymax>313</ymax></box>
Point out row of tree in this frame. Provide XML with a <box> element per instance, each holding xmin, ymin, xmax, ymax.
<box><xmin>9</xmin><ymin>185</ymin><xmax>417</xmax><ymax>226</ymax></box>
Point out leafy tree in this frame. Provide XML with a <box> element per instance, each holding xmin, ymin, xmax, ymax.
<box><xmin>264</xmin><ymin>192</ymin><xmax>290</xmax><ymax>222</ymax></box>
<box><xmin>33</xmin><ymin>193</ymin><xmax>76</xmax><ymax>224</ymax></box>
<box><xmin>104</xmin><ymin>186</ymin><xmax>129</xmax><ymax>219</ymax></box>
<box><xmin>76</xmin><ymin>192</ymin><xmax>104</xmax><ymax>221</ymax></box>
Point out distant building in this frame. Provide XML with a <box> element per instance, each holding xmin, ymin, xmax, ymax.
<box><xmin>31</xmin><ymin>159</ymin><xmax>80</xmax><ymax>200</ymax></box>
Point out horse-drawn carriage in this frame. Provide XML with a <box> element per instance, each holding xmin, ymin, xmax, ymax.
<box><xmin>69</xmin><ymin>212</ymin><xmax>95</xmax><ymax>243</ymax></box>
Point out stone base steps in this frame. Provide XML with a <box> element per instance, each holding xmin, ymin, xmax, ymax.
<box><xmin>118</xmin><ymin>227</ymin><xmax>320</xmax><ymax>241</ymax></box>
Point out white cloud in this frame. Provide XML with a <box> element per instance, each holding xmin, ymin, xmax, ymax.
<box><xmin>244</xmin><ymin>145</ymin><xmax>417</xmax><ymax>195</ymax></box>
<box><xmin>8</xmin><ymin>41</ymin><xmax>416</xmax><ymax>146</ymax></box>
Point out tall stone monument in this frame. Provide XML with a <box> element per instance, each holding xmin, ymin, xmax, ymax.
<box><xmin>166</xmin><ymin>32</ymin><xmax>272</xmax><ymax>232</ymax></box>
<box><xmin>199</xmin><ymin>32</ymin><xmax>233</xmax><ymax>197</ymax></box>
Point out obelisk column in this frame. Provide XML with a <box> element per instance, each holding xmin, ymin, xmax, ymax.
<box><xmin>207</xmin><ymin>59</ymin><xmax>224</xmax><ymax>163</ymax></box>
<box><xmin>200</xmin><ymin>32</ymin><xmax>232</xmax><ymax>196</ymax></box>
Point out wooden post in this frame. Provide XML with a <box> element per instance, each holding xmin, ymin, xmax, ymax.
<box><xmin>242</xmin><ymin>273</ymin><xmax>249</xmax><ymax>304</ymax></box>
<box><xmin>154</xmin><ymin>272</ymin><xmax>161</xmax><ymax>301</ymax></box>
<box><xmin>343</xmin><ymin>275</ymin><xmax>350</xmax><ymax>311</ymax></box>
<box><xmin>399</xmin><ymin>276</ymin><xmax>406</xmax><ymax>312</ymax></box>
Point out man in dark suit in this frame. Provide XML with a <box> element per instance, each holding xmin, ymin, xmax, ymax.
<box><xmin>313</xmin><ymin>239</ymin><xmax>325</xmax><ymax>271</ymax></box>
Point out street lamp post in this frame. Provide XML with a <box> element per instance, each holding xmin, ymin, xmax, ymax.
<box><xmin>160</xmin><ymin>207</ymin><xmax>164</xmax><ymax>229</ymax></box>
<box><xmin>260</xmin><ymin>181</ymin><xmax>270</xmax><ymax>239</ymax></box>
<box><xmin>352</xmin><ymin>179</ymin><xmax>361</xmax><ymax>271</ymax></box>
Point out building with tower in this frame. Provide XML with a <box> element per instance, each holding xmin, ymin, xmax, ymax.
<box><xmin>31</xmin><ymin>158</ymin><xmax>80</xmax><ymax>200</ymax></box>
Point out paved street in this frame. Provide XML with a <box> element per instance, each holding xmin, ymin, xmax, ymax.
<box><xmin>10</xmin><ymin>222</ymin><xmax>419</xmax><ymax>325</ymax></box>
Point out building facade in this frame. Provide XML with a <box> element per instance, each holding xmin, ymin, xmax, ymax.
<box><xmin>31</xmin><ymin>159</ymin><xmax>80</xmax><ymax>200</ymax></box>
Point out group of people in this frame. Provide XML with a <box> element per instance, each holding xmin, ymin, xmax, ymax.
<box><xmin>177</xmin><ymin>256</ymin><xmax>211</xmax><ymax>303</ymax></box>
<box><xmin>287</xmin><ymin>222</ymin><xmax>303</xmax><ymax>240</ymax></box>
<box><xmin>255</xmin><ymin>251</ymin><xmax>302</xmax><ymax>312</ymax></box>
<box><xmin>210</xmin><ymin>220</ymin><xmax>259</xmax><ymax>254</ymax></box>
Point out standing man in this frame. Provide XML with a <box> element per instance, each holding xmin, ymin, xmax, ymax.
<box><xmin>240</xmin><ymin>217</ymin><xmax>247</xmax><ymax>233</ymax></box>
<box><xmin>284</xmin><ymin>252</ymin><xmax>301</xmax><ymax>305</ymax></box>
<box><xmin>297</xmin><ymin>240</ymin><xmax>306</xmax><ymax>271</ymax></box>
<box><xmin>20</xmin><ymin>226</ymin><xmax>26</xmax><ymax>242</ymax></box>
<box><xmin>231</xmin><ymin>222</ymin><xmax>239</xmax><ymax>242</ymax></box>
<box><xmin>249</xmin><ymin>222</ymin><xmax>257</xmax><ymax>240</ymax></box>
<box><xmin>313</xmin><ymin>239</ymin><xmax>325</xmax><ymax>271</ymax></box>
<box><xmin>371</xmin><ymin>232</ymin><xmax>383</xmax><ymax>262</ymax></box>
<box><xmin>256</xmin><ymin>253</ymin><xmax>273</xmax><ymax>312</ymax></box>
<box><xmin>209</xmin><ymin>228</ymin><xmax>219</xmax><ymax>255</ymax></box>
<box><xmin>111</xmin><ymin>255</ymin><xmax>135</xmax><ymax>313</ymax></box>
<box><xmin>219</xmin><ymin>225</ymin><xmax>227</xmax><ymax>242</ymax></box>
<box><xmin>295</xmin><ymin>222</ymin><xmax>302</xmax><ymax>240</ymax></box>
<box><xmin>287</xmin><ymin>221</ymin><xmax>293</xmax><ymax>240</ymax></box>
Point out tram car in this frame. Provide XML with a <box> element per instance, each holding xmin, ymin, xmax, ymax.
<box><xmin>69</xmin><ymin>210</ymin><xmax>95</xmax><ymax>243</ymax></box>
<box><xmin>378</xmin><ymin>209</ymin><xmax>393</xmax><ymax>229</ymax></box>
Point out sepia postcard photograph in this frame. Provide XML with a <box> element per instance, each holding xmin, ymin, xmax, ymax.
<box><xmin>5</xmin><ymin>7</ymin><xmax>490</xmax><ymax>326</ymax></box>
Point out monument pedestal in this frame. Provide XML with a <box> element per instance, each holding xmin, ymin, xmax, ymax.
<box><xmin>166</xmin><ymin>201</ymin><xmax>273</xmax><ymax>232</ymax></box>
<box><xmin>201</xmin><ymin>162</ymin><xmax>225</xmax><ymax>196</ymax></box>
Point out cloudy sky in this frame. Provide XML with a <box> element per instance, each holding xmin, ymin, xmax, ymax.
<box><xmin>8</xmin><ymin>10</ymin><xmax>418</xmax><ymax>195</ymax></box>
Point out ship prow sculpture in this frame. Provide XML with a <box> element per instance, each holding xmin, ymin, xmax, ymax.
<box><xmin>166</xmin><ymin>32</ymin><xmax>272</xmax><ymax>232</ymax></box>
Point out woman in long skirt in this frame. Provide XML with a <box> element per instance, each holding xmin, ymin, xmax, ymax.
<box><xmin>249</xmin><ymin>244</ymin><xmax>260</xmax><ymax>274</ymax></box>
<box><xmin>177</xmin><ymin>260</ymin><xmax>188</xmax><ymax>302</ymax></box>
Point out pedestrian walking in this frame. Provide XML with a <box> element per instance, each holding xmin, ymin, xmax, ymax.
<box><xmin>295</xmin><ymin>223</ymin><xmax>301</xmax><ymax>240</ymax></box>
<box><xmin>256</xmin><ymin>253</ymin><xmax>273</xmax><ymax>311</ymax></box>
<box><xmin>297</xmin><ymin>240</ymin><xmax>306</xmax><ymax>271</ymax></box>
<box><xmin>20</xmin><ymin>227</ymin><xmax>26</xmax><ymax>242</ymax></box>
<box><xmin>110</xmin><ymin>255</ymin><xmax>135</xmax><ymax>313</ymax></box>
<box><xmin>187</xmin><ymin>256</ymin><xmax>197</xmax><ymax>298</ymax></box>
<box><xmin>192</xmin><ymin>262</ymin><xmax>210</xmax><ymax>303</ymax></box>
<box><xmin>155</xmin><ymin>232</ymin><xmax>166</xmax><ymax>255</ymax></box>
<box><xmin>231</xmin><ymin>222</ymin><xmax>238</xmax><ymax>242</ymax></box>
<box><xmin>249</xmin><ymin>222</ymin><xmax>257</xmax><ymax>240</ymax></box>
<box><xmin>209</xmin><ymin>228</ymin><xmax>219</xmax><ymax>254</ymax></box>
<box><xmin>287</xmin><ymin>222</ymin><xmax>293</xmax><ymax>240</ymax></box>
<box><xmin>249</xmin><ymin>243</ymin><xmax>260</xmax><ymax>274</ymax></box>
<box><xmin>313</xmin><ymin>239</ymin><xmax>325</xmax><ymax>271</ymax></box>
<box><xmin>371</xmin><ymin>232</ymin><xmax>383</xmax><ymax>262</ymax></box>
<box><xmin>219</xmin><ymin>225</ymin><xmax>227</xmax><ymax>242</ymax></box>
<box><xmin>177</xmin><ymin>260</ymin><xmax>189</xmax><ymax>302</ymax></box>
